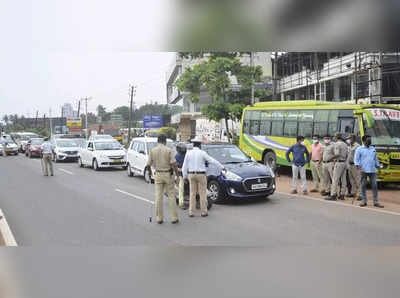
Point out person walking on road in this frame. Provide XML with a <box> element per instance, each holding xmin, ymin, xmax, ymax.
<box><xmin>146</xmin><ymin>134</ymin><xmax>180</xmax><ymax>224</ymax></box>
<box><xmin>286</xmin><ymin>136</ymin><xmax>310</xmax><ymax>195</ymax></box>
<box><xmin>327</xmin><ymin>133</ymin><xmax>348</xmax><ymax>201</ymax></box>
<box><xmin>321</xmin><ymin>135</ymin><xmax>335</xmax><ymax>196</ymax></box>
<box><xmin>355</xmin><ymin>135</ymin><xmax>384</xmax><ymax>208</ymax></box>
<box><xmin>310</xmin><ymin>135</ymin><xmax>323</xmax><ymax>193</ymax></box>
<box><xmin>40</xmin><ymin>137</ymin><xmax>54</xmax><ymax>176</ymax></box>
<box><xmin>182</xmin><ymin>137</ymin><xmax>225</xmax><ymax>217</ymax></box>
<box><xmin>346</xmin><ymin>134</ymin><xmax>361</xmax><ymax>200</ymax></box>
<box><xmin>175</xmin><ymin>143</ymin><xmax>187</xmax><ymax>210</ymax></box>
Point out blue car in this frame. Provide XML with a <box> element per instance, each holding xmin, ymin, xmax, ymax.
<box><xmin>201</xmin><ymin>143</ymin><xmax>276</xmax><ymax>203</ymax></box>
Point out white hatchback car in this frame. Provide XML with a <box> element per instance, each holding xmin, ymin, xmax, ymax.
<box><xmin>126</xmin><ymin>137</ymin><xmax>175</xmax><ymax>183</ymax></box>
<box><xmin>78</xmin><ymin>139</ymin><xmax>127</xmax><ymax>170</ymax></box>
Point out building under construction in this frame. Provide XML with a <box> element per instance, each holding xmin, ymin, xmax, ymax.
<box><xmin>272</xmin><ymin>52</ymin><xmax>400</xmax><ymax>104</ymax></box>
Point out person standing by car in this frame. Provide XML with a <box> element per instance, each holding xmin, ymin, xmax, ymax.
<box><xmin>40</xmin><ymin>137</ymin><xmax>54</xmax><ymax>176</ymax></box>
<box><xmin>354</xmin><ymin>135</ymin><xmax>384</xmax><ymax>208</ymax></box>
<box><xmin>175</xmin><ymin>143</ymin><xmax>187</xmax><ymax>209</ymax></box>
<box><xmin>182</xmin><ymin>137</ymin><xmax>225</xmax><ymax>217</ymax></box>
<box><xmin>346</xmin><ymin>134</ymin><xmax>361</xmax><ymax>200</ymax></box>
<box><xmin>1</xmin><ymin>136</ymin><xmax>8</xmax><ymax>157</ymax></box>
<box><xmin>309</xmin><ymin>135</ymin><xmax>323</xmax><ymax>193</ymax></box>
<box><xmin>146</xmin><ymin>134</ymin><xmax>180</xmax><ymax>224</ymax></box>
<box><xmin>321</xmin><ymin>135</ymin><xmax>334</xmax><ymax>196</ymax></box>
<box><xmin>286</xmin><ymin>136</ymin><xmax>310</xmax><ymax>195</ymax></box>
<box><xmin>327</xmin><ymin>133</ymin><xmax>348</xmax><ymax>201</ymax></box>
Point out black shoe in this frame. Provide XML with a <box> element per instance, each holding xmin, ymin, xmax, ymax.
<box><xmin>357</xmin><ymin>196</ymin><xmax>362</xmax><ymax>201</ymax></box>
<box><xmin>157</xmin><ymin>220</ymin><xmax>163</xmax><ymax>224</ymax></box>
<box><xmin>325</xmin><ymin>196</ymin><xmax>337</xmax><ymax>201</ymax></box>
<box><xmin>189</xmin><ymin>214</ymin><xmax>194</xmax><ymax>218</ymax></box>
<box><xmin>374</xmin><ymin>203</ymin><xmax>384</xmax><ymax>208</ymax></box>
<box><xmin>360</xmin><ymin>202</ymin><xmax>367</xmax><ymax>207</ymax></box>
<box><xmin>346</xmin><ymin>194</ymin><xmax>354</xmax><ymax>198</ymax></box>
<box><xmin>339</xmin><ymin>195</ymin><xmax>345</xmax><ymax>200</ymax></box>
<box><xmin>171</xmin><ymin>219</ymin><xmax>179</xmax><ymax>224</ymax></box>
<box><xmin>321</xmin><ymin>191</ymin><xmax>330</xmax><ymax>196</ymax></box>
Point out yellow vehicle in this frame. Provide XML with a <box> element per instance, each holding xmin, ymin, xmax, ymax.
<box><xmin>239</xmin><ymin>100</ymin><xmax>400</xmax><ymax>182</ymax></box>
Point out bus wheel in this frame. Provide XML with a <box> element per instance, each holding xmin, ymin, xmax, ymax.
<box><xmin>263</xmin><ymin>152</ymin><xmax>277</xmax><ymax>173</ymax></box>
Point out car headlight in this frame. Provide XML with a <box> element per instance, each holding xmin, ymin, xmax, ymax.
<box><xmin>223</xmin><ymin>170</ymin><xmax>242</xmax><ymax>182</ymax></box>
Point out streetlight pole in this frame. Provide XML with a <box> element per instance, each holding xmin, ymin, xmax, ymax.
<box><xmin>128</xmin><ymin>85</ymin><xmax>136</xmax><ymax>144</ymax></box>
<box><xmin>80</xmin><ymin>97</ymin><xmax>92</xmax><ymax>139</ymax></box>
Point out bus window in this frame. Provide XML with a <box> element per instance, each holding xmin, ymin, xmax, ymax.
<box><xmin>314</xmin><ymin>110</ymin><xmax>329</xmax><ymax>122</ymax></box>
<box><xmin>260</xmin><ymin>119</ymin><xmax>271</xmax><ymax>136</ymax></box>
<box><xmin>338</xmin><ymin>118</ymin><xmax>354</xmax><ymax>138</ymax></box>
<box><xmin>328</xmin><ymin>110</ymin><xmax>339</xmax><ymax>136</ymax></box>
<box><xmin>271</xmin><ymin>121</ymin><xmax>284</xmax><ymax>136</ymax></box>
<box><xmin>313</xmin><ymin>122</ymin><xmax>328</xmax><ymax>137</ymax></box>
<box><xmin>284</xmin><ymin>121</ymin><xmax>298</xmax><ymax>137</ymax></box>
<box><xmin>249</xmin><ymin>111</ymin><xmax>260</xmax><ymax>135</ymax></box>
<box><xmin>298</xmin><ymin>121</ymin><xmax>313</xmax><ymax>138</ymax></box>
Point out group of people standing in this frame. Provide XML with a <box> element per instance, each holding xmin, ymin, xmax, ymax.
<box><xmin>286</xmin><ymin>133</ymin><xmax>384</xmax><ymax>208</ymax></box>
<box><xmin>146</xmin><ymin>135</ymin><xmax>225</xmax><ymax>224</ymax></box>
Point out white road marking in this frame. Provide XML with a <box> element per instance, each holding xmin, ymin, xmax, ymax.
<box><xmin>277</xmin><ymin>191</ymin><xmax>400</xmax><ymax>217</ymax></box>
<box><xmin>0</xmin><ymin>209</ymin><xmax>18</xmax><ymax>246</ymax></box>
<box><xmin>59</xmin><ymin>168</ymin><xmax>74</xmax><ymax>175</ymax></box>
<box><xmin>115</xmin><ymin>189</ymin><xmax>155</xmax><ymax>205</ymax></box>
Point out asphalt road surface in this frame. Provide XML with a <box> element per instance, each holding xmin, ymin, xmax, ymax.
<box><xmin>1</xmin><ymin>154</ymin><xmax>400</xmax><ymax>246</ymax></box>
<box><xmin>2</xmin><ymin>155</ymin><xmax>400</xmax><ymax>298</ymax></box>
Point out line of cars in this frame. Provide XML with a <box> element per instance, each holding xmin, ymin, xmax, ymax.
<box><xmin>4</xmin><ymin>131</ymin><xmax>276</xmax><ymax>203</ymax></box>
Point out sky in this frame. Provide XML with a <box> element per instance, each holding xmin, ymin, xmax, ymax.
<box><xmin>0</xmin><ymin>0</ymin><xmax>175</xmax><ymax>119</ymax></box>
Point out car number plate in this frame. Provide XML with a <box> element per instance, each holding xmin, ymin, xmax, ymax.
<box><xmin>251</xmin><ymin>183</ymin><xmax>268</xmax><ymax>190</ymax></box>
<box><xmin>114</xmin><ymin>159</ymin><xmax>121</xmax><ymax>163</ymax></box>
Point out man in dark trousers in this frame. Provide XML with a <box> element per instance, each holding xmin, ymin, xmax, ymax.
<box><xmin>175</xmin><ymin>143</ymin><xmax>187</xmax><ymax>209</ymax></box>
<box><xmin>286</xmin><ymin>136</ymin><xmax>310</xmax><ymax>195</ymax></box>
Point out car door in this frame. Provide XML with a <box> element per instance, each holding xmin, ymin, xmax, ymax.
<box><xmin>127</xmin><ymin>141</ymin><xmax>137</xmax><ymax>168</ymax></box>
<box><xmin>83</xmin><ymin>142</ymin><xmax>92</xmax><ymax>164</ymax></box>
<box><xmin>136</xmin><ymin>142</ymin><xmax>147</xmax><ymax>174</ymax></box>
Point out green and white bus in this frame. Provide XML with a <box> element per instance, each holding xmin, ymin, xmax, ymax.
<box><xmin>239</xmin><ymin>101</ymin><xmax>400</xmax><ymax>183</ymax></box>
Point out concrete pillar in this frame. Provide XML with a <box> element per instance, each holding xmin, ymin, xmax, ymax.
<box><xmin>281</xmin><ymin>92</ymin><xmax>285</xmax><ymax>101</ymax></box>
<box><xmin>333</xmin><ymin>79</ymin><xmax>340</xmax><ymax>101</ymax></box>
<box><xmin>351</xmin><ymin>76</ymin><xmax>355</xmax><ymax>101</ymax></box>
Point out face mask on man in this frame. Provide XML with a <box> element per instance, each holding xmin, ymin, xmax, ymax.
<box><xmin>324</xmin><ymin>139</ymin><xmax>330</xmax><ymax>144</ymax></box>
<box><xmin>300</xmin><ymin>141</ymin><xmax>305</xmax><ymax>146</ymax></box>
<box><xmin>346</xmin><ymin>139</ymin><xmax>351</xmax><ymax>145</ymax></box>
<box><xmin>313</xmin><ymin>139</ymin><xmax>319</xmax><ymax>143</ymax></box>
<box><xmin>365</xmin><ymin>139</ymin><xmax>372</xmax><ymax>146</ymax></box>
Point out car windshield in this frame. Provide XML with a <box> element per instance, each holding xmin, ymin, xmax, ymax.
<box><xmin>95</xmin><ymin>142</ymin><xmax>122</xmax><ymax>150</ymax></box>
<box><xmin>206</xmin><ymin>146</ymin><xmax>251</xmax><ymax>164</ymax></box>
<box><xmin>95</xmin><ymin>135</ymin><xmax>113</xmax><ymax>139</ymax></box>
<box><xmin>146</xmin><ymin>141</ymin><xmax>174</xmax><ymax>154</ymax></box>
<box><xmin>56</xmin><ymin>140</ymin><xmax>79</xmax><ymax>147</ymax></box>
<box><xmin>31</xmin><ymin>139</ymin><xmax>44</xmax><ymax>145</ymax></box>
<box><xmin>1</xmin><ymin>136</ymin><xmax>14</xmax><ymax>143</ymax></box>
<box><xmin>21</xmin><ymin>134</ymin><xmax>39</xmax><ymax>140</ymax></box>
<box><xmin>364</xmin><ymin>108</ymin><xmax>400</xmax><ymax>145</ymax></box>
<box><xmin>73</xmin><ymin>139</ymin><xmax>86</xmax><ymax>148</ymax></box>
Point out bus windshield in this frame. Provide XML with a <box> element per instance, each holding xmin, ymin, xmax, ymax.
<box><xmin>364</xmin><ymin>108</ymin><xmax>400</xmax><ymax>145</ymax></box>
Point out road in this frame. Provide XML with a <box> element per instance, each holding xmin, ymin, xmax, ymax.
<box><xmin>1</xmin><ymin>154</ymin><xmax>400</xmax><ymax>246</ymax></box>
<box><xmin>2</xmin><ymin>154</ymin><xmax>400</xmax><ymax>298</ymax></box>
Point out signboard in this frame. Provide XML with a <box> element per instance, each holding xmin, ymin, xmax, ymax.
<box><xmin>143</xmin><ymin>115</ymin><xmax>163</xmax><ymax>129</ymax></box>
<box><xmin>66</xmin><ymin>117</ymin><xmax>82</xmax><ymax>133</ymax></box>
<box><xmin>367</xmin><ymin>108</ymin><xmax>400</xmax><ymax>121</ymax></box>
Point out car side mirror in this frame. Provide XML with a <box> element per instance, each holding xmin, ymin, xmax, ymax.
<box><xmin>139</xmin><ymin>150</ymin><xmax>145</xmax><ymax>155</ymax></box>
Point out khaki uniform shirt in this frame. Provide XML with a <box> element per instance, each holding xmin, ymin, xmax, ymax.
<box><xmin>334</xmin><ymin>140</ymin><xmax>349</xmax><ymax>161</ymax></box>
<box><xmin>322</xmin><ymin>143</ymin><xmax>335</xmax><ymax>162</ymax></box>
<box><xmin>347</xmin><ymin>142</ymin><xmax>360</xmax><ymax>164</ymax></box>
<box><xmin>146</xmin><ymin>144</ymin><xmax>176</xmax><ymax>171</ymax></box>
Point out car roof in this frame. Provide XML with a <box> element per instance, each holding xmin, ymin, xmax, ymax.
<box><xmin>131</xmin><ymin>137</ymin><xmax>173</xmax><ymax>142</ymax></box>
<box><xmin>91</xmin><ymin>139</ymin><xmax>119</xmax><ymax>143</ymax></box>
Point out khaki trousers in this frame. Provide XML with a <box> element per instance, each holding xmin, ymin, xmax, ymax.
<box><xmin>311</xmin><ymin>161</ymin><xmax>322</xmax><ymax>191</ymax></box>
<box><xmin>178</xmin><ymin>176</ymin><xmax>185</xmax><ymax>207</ymax></box>
<box><xmin>188</xmin><ymin>174</ymin><xmax>207</xmax><ymax>215</ymax></box>
<box><xmin>348</xmin><ymin>164</ymin><xmax>361</xmax><ymax>196</ymax></box>
<box><xmin>155</xmin><ymin>172</ymin><xmax>177</xmax><ymax>222</ymax></box>
<box><xmin>322</xmin><ymin>162</ymin><xmax>334</xmax><ymax>193</ymax></box>
<box><xmin>42</xmin><ymin>153</ymin><xmax>54</xmax><ymax>176</ymax></box>
<box><xmin>331</xmin><ymin>162</ymin><xmax>347</xmax><ymax>196</ymax></box>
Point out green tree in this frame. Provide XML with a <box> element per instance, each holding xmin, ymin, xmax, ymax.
<box><xmin>175</xmin><ymin>53</ymin><xmax>264</xmax><ymax>142</ymax></box>
<box><xmin>96</xmin><ymin>105</ymin><xmax>107</xmax><ymax>120</ymax></box>
<box><xmin>113</xmin><ymin>106</ymin><xmax>130</xmax><ymax>121</ymax></box>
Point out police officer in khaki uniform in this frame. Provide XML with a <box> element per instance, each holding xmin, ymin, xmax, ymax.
<box><xmin>346</xmin><ymin>134</ymin><xmax>361</xmax><ymax>200</ymax></box>
<box><xmin>321</xmin><ymin>135</ymin><xmax>335</xmax><ymax>196</ymax></box>
<box><xmin>146</xmin><ymin>134</ymin><xmax>179</xmax><ymax>224</ymax></box>
<box><xmin>327</xmin><ymin>133</ymin><xmax>348</xmax><ymax>201</ymax></box>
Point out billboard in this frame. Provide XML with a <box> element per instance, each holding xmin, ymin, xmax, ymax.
<box><xmin>143</xmin><ymin>115</ymin><xmax>163</xmax><ymax>129</ymax></box>
<box><xmin>66</xmin><ymin>117</ymin><xmax>82</xmax><ymax>133</ymax></box>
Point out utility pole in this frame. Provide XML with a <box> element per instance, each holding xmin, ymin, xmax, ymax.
<box><xmin>49</xmin><ymin>108</ymin><xmax>53</xmax><ymax>136</ymax></box>
<box><xmin>80</xmin><ymin>97</ymin><xmax>92</xmax><ymax>139</ymax></box>
<box><xmin>35</xmin><ymin>111</ymin><xmax>38</xmax><ymax>128</ymax></box>
<box><xmin>128</xmin><ymin>85</ymin><xmax>136</xmax><ymax>144</ymax></box>
<box><xmin>77</xmin><ymin>100</ymin><xmax>81</xmax><ymax>117</ymax></box>
<box><xmin>250</xmin><ymin>52</ymin><xmax>255</xmax><ymax>105</ymax></box>
<box><xmin>354</xmin><ymin>52</ymin><xmax>358</xmax><ymax>104</ymax></box>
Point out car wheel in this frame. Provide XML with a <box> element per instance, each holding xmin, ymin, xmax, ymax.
<box><xmin>207</xmin><ymin>180</ymin><xmax>224</xmax><ymax>203</ymax></box>
<box><xmin>78</xmin><ymin>157</ymin><xmax>84</xmax><ymax>168</ymax></box>
<box><xmin>93</xmin><ymin>159</ymin><xmax>99</xmax><ymax>171</ymax></box>
<box><xmin>127</xmin><ymin>163</ymin><xmax>133</xmax><ymax>177</ymax></box>
<box><xmin>263</xmin><ymin>151</ymin><xmax>277</xmax><ymax>173</ymax></box>
<box><xmin>144</xmin><ymin>167</ymin><xmax>151</xmax><ymax>183</ymax></box>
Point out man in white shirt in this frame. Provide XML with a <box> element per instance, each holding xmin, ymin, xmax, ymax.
<box><xmin>40</xmin><ymin>137</ymin><xmax>54</xmax><ymax>176</ymax></box>
<box><xmin>182</xmin><ymin>138</ymin><xmax>226</xmax><ymax>217</ymax></box>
